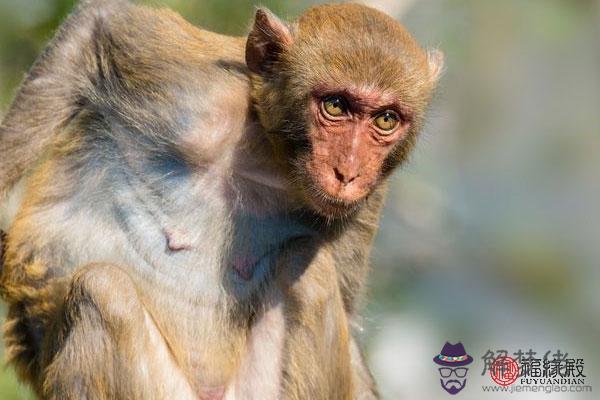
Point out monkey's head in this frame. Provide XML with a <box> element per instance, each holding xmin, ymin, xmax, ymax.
<box><xmin>246</xmin><ymin>4</ymin><xmax>443</xmax><ymax>218</ymax></box>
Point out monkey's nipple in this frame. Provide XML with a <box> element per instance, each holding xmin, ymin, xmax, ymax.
<box><xmin>165</xmin><ymin>229</ymin><xmax>192</xmax><ymax>252</ymax></box>
<box><xmin>232</xmin><ymin>255</ymin><xmax>259</xmax><ymax>281</ymax></box>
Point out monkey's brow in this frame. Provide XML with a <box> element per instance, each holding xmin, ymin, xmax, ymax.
<box><xmin>312</xmin><ymin>86</ymin><xmax>407</xmax><ymax>116</ymax></box>
<box><xmin>312</xmin><ymin>84</ymin><xmax>393</xmax><ymax>103</ymax></box>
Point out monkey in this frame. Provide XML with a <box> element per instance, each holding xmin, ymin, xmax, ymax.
<box><xmin>0</xmin><ymin>0</ymin><xmax>443</xmax><ymax>399</ymax></box>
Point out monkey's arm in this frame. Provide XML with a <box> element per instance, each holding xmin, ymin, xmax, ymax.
<box><xmin>220</xmin><ymin>240</ymin><xmax>355</xmax><ymax>400</ymax></box>
<box><xmin>328</xmin><ymin>189</ymin><xmax>388</xmax><ymax>399</ymax></box>
<box><xmin>349</xmin><ymin>335</ymin><xmax>380</xmax><ymax>400</ymax></box>
<box><xmin>275</xmin><ymin>242</ymin><xmax>357</xmax><ymax>400</ymax></box>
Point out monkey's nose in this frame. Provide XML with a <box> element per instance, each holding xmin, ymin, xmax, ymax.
<box><xmin>333</xmin><ymin>167</ymin><xmax>359</xmax><ymax>185</ymax></box>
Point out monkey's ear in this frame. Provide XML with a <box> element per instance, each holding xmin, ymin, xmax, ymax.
<box><xmin>246</xmin><ymin>8</ymin><xmax>293</xmax><ymax>75</ymax></box>
<box><xmin>427</xmin><ymin>49</ymin><xmax>445</xmax><ymax>84</ymax></box>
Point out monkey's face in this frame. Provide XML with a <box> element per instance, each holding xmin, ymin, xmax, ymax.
<box><xmin>300</xmin><ymin>86</ymin><xmax>411</xmax><ymax>216</ymax></box>
<box><xmin>246</xmin><ymin>4</ymin><xmax>443</xmax><ymax>218</ymax></box>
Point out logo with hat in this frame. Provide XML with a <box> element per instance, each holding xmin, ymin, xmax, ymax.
<box><xmin>433</xmin><ymin>342</ymin><xmax>473</xmax><ymax>395</ymax></box>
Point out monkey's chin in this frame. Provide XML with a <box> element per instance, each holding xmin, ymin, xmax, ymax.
<box><xmin>305</xmin><ymin>191</ymin><xmax>363</xmax><ymax>219</ymax></box>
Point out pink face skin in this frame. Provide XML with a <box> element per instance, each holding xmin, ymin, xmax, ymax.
<box><xmin>305</xmin><ymin>85</ymin><xmax>412</xmax><ymax>214</ymax></box>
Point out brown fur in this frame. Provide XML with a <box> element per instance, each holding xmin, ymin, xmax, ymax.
<box><xmin>0</xmin><ymin>1</ymin><xmax>441</xmax><ymax>399</ymax></box>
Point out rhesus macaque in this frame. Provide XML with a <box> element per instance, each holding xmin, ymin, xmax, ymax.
<box><xmin>0</xmin><ymin>0</ymin><xmax>443</xmax><ymax>399</ymax></box>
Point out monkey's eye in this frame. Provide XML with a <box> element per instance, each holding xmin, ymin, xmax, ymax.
<box><xmin>373</xmin><ymin>111</ymin><xmax>400</xmax><ymax>133</ymax></box>
<box><xmin>321</xmin><ymin>95</ymin><xmax>348</xmax><ymax>117</ymax></box>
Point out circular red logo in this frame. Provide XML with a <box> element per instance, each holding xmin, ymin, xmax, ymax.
<box><xmin>489</xmin><ymin>356</ymin><xmax>519</xmax><ymax>386</ymax></box>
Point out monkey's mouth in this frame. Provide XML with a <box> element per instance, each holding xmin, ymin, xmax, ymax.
<box><xmin>293</xmin><ymin>168</ymin><xmax>364</xmax><ymax>218</ymax></box>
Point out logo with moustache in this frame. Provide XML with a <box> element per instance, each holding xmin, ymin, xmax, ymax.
<box><xmin>433</xmin><ymin>342</ymin><xmax>473</xmax><ymax>395</ymax></box>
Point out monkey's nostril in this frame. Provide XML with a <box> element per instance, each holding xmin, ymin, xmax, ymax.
<box><xmin>333</xmin><ymin>167</ymin><xmax>358</xmax><ymax>185</ymax></box>
<box><xmin>333</xmin><ymin>167</ymin><xmax>345</xmax><ymax>183</ymax></box>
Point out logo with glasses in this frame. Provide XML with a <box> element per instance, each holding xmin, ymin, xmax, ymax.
<box><xmin>433</xmin><ymin>342</ymin><xmax>473</xmax><ymax>395</ymax></box>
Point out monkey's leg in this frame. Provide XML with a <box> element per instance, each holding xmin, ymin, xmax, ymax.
<box><xmin>41</xmin><ymin>263</ymin><xmax>196</xmax><ymax>400</ymax></box>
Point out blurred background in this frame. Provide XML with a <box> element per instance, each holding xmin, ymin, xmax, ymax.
<box><xmin>0</xmin><ymin>0</ymin><xmax>598</xmax><ymax>398</ymax></box>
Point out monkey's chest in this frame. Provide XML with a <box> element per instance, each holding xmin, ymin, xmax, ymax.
<box><xmin>111</xmin><ymin>169</ymin><xmax>305</xmax><ymax>286</ymax></box>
